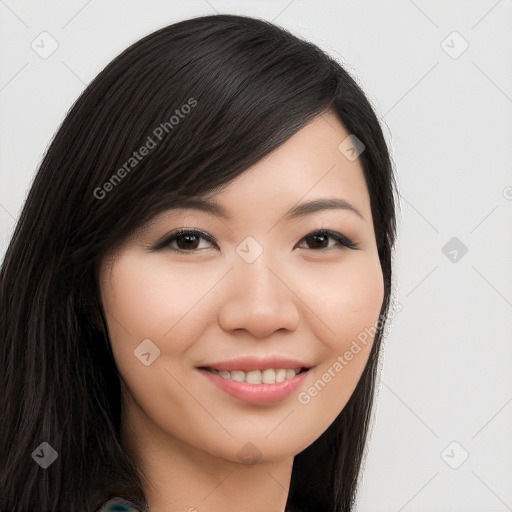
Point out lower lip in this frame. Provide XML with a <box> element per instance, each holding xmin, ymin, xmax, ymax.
<box><xmin>198</xmin><ymin>368</ymin><xmax>310</xmax><ymax>404</ymax></box>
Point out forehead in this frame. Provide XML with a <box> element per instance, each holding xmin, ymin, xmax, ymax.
<box><xmin>198</xmin><ymin>111</ymin><xmax>371</xmax><ymax>217</ymax></box>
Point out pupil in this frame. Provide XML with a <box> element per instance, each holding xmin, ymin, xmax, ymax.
<box><xmin>309</xmin><ymin>234</ymin><xmax>327</xmax><ymax>249</ymax></box>
<box><xmin>179</xmin><ymin>234</ymin><xmax>198</xmax><ymax>249</ymax></box>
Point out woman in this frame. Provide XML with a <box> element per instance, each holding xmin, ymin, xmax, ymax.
<box><xmin>0</xmin><ymin>13</ymin><xmax>397</xmax><ymax>512</ymax></box>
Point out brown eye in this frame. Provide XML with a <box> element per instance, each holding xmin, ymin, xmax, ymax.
<box><xmin>151</xmin><ymin>229</ymin><xmax>216</xmax><ymax>252</ymax></box>
<box><xmin>151</xmin><ymin>228</ymin><xmax>358</xmax><ymax>253</ymax></box>
<box><xmin>297</xmin><ymin>230</ymin><xmax>358</xmax><ymax>251</ymax></box>
<box><xmin>174</xmin><ymin>233</ymin><xmax>202</xmax><ymax>250</ymax></box>
<box><xmin>304</xmin><ymin>233</ymin><xmax>330</xmax><ymax>250</ymax></box>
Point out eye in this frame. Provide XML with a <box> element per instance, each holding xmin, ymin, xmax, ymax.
<box><xmin>151</xmin><ymin>229</ymin><xmax>216</xmax><ymax>252</ymax></box>
<box><xmin>295</xmin><ymin>229</ymin><xmax>359</xmax><ymax>251</ymax></box>
<box><xmin>150</xmin><ymin>228</ymin><xmax>359</xmax><ymax>253</ymax></box>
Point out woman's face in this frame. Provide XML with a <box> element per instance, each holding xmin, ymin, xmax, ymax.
<box><xmin>99</xmin><ymin>110</ymin><xmax>384</xmax><ymax>464</ymax></box>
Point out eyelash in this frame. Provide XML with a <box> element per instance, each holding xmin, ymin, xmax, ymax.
<box><xmin>150</xmin><ymin>228</ymin><xmax>359</xmax><ymax>253</ymax></box>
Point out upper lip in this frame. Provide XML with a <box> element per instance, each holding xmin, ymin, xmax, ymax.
<box><xmin>198</xmin><ymin>356</ymin><xmax>313</xmax><ymax>372</ymax></box>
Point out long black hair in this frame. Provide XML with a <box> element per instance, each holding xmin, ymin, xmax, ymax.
<box><xmin>0</xmin><ymin>13</ymin><xmax>397</xmax><ymax>512</ymax></box>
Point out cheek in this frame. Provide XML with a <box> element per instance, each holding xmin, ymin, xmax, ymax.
<box><xmin>291</xmin><ymin>253</ymin><xmax>384</xmax><ymax>432</ymax></box>
<box><xmin>301</xmin><ymin>251</ymin><xmax>384</xmax><ymax>350</ymax></box>
<box><xmin>99</xmin><ymin>252</ymin><xmax>220</xmax><ymax>375</ymax></box>
<box><xmin>324</xmin><ymin>252</ymin><xmax>384</xmax><ymax>375</ymax></box>
<box><xmin>337</xmin><ymin>259</ymin><xmax>384</xmax><ymax>344</ymax></box>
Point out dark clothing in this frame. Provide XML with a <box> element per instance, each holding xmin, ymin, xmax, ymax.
<box><xmin>95</xmin><ymin>496</ymin><xmax>141</xmax><ymax>511</ymax></box>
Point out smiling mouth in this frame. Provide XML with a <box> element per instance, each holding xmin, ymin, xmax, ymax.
<box><xmin>199</xmin><ymin>367</ymin><xmax>310</xmax><ymax>385</ymax></box>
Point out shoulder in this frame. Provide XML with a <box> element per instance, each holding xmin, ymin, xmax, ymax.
<box><xmin>94</xmin><ymin>496</ymin><xmax>142</xmax><ymax>511</ymax></box>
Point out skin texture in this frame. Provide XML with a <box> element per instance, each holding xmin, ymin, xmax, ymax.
<box><xmin>99</xmin><ymin>110</ymin><xmax>384</xmax><ymax>512</ymax></box>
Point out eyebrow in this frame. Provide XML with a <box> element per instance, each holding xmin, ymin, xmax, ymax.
<box><xmin>170</xmin><ymin>196</ymin><xmax>365</xmax><ymax>221</ymax></box>
<box><xmin>282</xmin><ymin>198</ymin><xmax>365</xmax><ymax>221</ymax></box>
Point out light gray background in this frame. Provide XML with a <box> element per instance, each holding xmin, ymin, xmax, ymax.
<box><xmin>1</xmin><ymin>1</ymin><xmax>511</xmax><ymax>510</ymax></box>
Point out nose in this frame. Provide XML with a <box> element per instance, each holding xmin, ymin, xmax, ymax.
<box><xmin>217</xmin><ymin>256</ymin><xmax>300</xmax><ymax>339</ymax></box>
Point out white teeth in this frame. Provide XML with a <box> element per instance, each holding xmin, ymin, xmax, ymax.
<box><xmin>261</xmin><ymin>368</ymin><xmax>275</xmax><ymax>384</ymax></box>
<box><xmin>285</xmin><ymin>369</ymin><xmax>296</xmax><ymax>380</ymax></box>
<box><xmin>275</xmin><ymin>369</ymin><xmax>286</xmax><ymax>383</ymax></box>
<box><xmin>246</xmin><ymin>370</ymin><xmax>262</xmax><ymax>384</ymax></box>
<box><xmin>230</xmin><ymin>370</ymin><xmax>245</xmax><ymax>382</ymax></box>
<box><xmin>209</xmin><ymin>367</ymin><xmax>303</xmax><ymax>384</ymax></box>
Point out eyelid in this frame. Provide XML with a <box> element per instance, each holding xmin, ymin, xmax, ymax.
<box><xmin>148</xmin><ymin>228</ymin><xmax>216</xmax><ymax>252</ymax></box>
<box><xmin>297</xmin><ymin>229</ymin><xmax>360</xmax><ymax>251</ymax></box>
